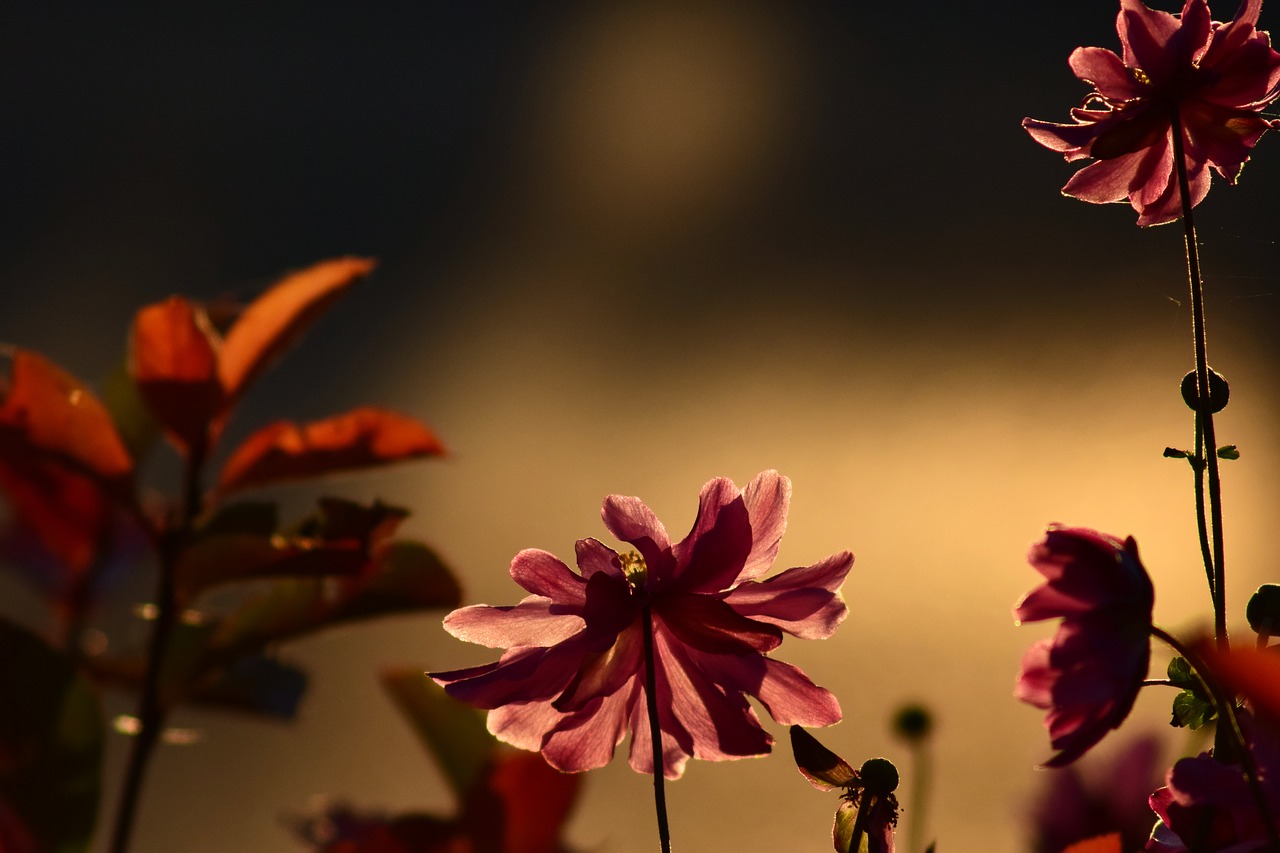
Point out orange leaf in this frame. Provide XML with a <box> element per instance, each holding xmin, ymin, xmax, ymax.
<box><xmin>216</xmin><ymin>407</ymin><xmax>445</xmax><ymax>494</ymax></box>
<box><xmin>1195</xmin><ymin>640</ymin><xmax>1280</xmax><ymax>721</ymax></box>
<box><xmin>218</xmin><ymin>257</ymin><xmax>375</xmax><ymax>404</ymax></box>
<box><xmin>1064</xmin><ymin>833</ymin><xmax>1123</xmax><ymax>853</ymax></box>
<box><xmin>129</xmin><ymin>296</ymin><xmax>225</xmax><ymax>454</ymax></box>
<box><xmin>0</xmin><ymin>350</ymin><xmax>132</xmax><ymax>493</ymax></box>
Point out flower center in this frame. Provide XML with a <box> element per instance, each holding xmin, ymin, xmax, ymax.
<box><xmin>619</xmin><ymin>550</ymin><xmax>648</xmax><ymax>590</ymax></box>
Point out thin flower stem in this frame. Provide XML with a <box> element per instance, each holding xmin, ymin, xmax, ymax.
<box><xmin>1150</xmin><ymin>625</ymin><xmax>1280</xmax><ymax>849</ymax></box>
<box><xmin>905</xmin><ymin>744</ymin><xmax>930</xmax><ymax>853</ymax></box>
<box><xmin>641</xmin><ymin>605</ymin><xmax>672</xmax><ymax>853</ymax></box>
<box><xmin>1170</xmin><ymin>109</ymin><xmax>1227</xmax><ymax>650</ymax></box>
<box><xmin>847</xmin><ymin>794</ymin><xmax>870</xmax><ymax>853</ymax></box>
<box><xmin>108</xmin><ymin>444</ymin><xmax>205</xmax><ymax>853</ymax></box>
<box><xmin>1193</xmin><ymin>422</ymin><xmax>1214</xmax><ymax>599</ymax></box>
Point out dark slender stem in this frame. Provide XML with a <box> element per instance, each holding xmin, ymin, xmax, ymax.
<box><xmin>1193</xmin><ymin>422</ymin><xmax>1214</xmax><ymax>599</ymax></box>
<box><xmin>641</xmin><ymin>605</ymin><xmax>672</xmax><ymax>853</ymax></box>
<box><xmin>847</xmin><ymin>793</ymin><xmax>871</xmax><ymax>853</ymax></box>
<box><xmin>1151</xmin><ymin>626</ymin><xmax>1280</xmax><ymax>849</ymax></box>
<box><xmin>108</xmin><ymin>443</ymin><xmax>205</xmax><ymax>853</ymax></box>
<box><xmin>1170</xmin><ymin>109</ymin><xmax>1227</xmax><ymax>650</ymax></box>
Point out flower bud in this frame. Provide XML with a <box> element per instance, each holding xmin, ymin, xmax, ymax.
<box><xmin>1180</xmin><ymin>369</ymin><xmax>1229</xmax><ymax>414</ymax></box>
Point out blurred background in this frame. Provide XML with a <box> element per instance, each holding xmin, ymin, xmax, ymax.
<box><xmin>3</xmin><ymin>1</ymin><xmax>1279</xmax><ymax>850</ymax></box>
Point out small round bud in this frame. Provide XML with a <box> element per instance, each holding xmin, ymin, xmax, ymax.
<box><xmin>858</xmin><ymin>757</ymin><xmax>899</xmax><ymax>796</ymax></box>
<box><xmin>1247</xmin><ymin>584</ymin><xmax>1280</xmax><ymax>635</ymax></box>
<box><xmin>891</xmin><ymin>704</ymin><xmax>933</xmax><ymax>744</ymax></box>
<box><xmin>1180</xmin><ymin>369</ymin><xmax>1229</xmax><ymax>414</ymax></box>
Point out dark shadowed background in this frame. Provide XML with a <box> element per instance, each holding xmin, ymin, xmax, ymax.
<box><xmin>3</xmin><ymin>2</ymin><xmax>1279</xmax><ymax>851</ymax></box>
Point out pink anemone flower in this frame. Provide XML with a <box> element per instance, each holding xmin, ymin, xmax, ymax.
<box><xmin>1014</xmin><ymin>526</ymin><xmax>1155</xmax><ymax>767</ymax></box>
<box><xmin>1023</xmin><ymin>0</ymin><xmax>1280</xmax><ymax>226</ymax></box>
<box><xmin>430</xmin><ymin>470</ymin><xmax>853</xmax><ymax>780</ymax></box>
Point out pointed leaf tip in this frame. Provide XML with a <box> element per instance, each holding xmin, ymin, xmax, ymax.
<box><xmin>218</xmin><ymin>257</ymin><xmax>376</xmax><ymax>403</ymax></box>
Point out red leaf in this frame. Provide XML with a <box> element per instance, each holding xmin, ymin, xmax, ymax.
<box><xmin>128</xmin><ymin>297</ymin><xmax>225</xmax><ymax>455</ymax></box>
<box><xmin>1064</xmin><ymin>834</ymin><xmax>1123</xmax><ymax>853</ymax></box>
<box><xmin>218</xmin><ymin>257</ymin><xmax>375</xmax><ymax>404</ymax></box>
<box><xmin>484</xmin><ymin>751</ymin><xmax>580</xmax><ymax>853</ymax></box>
<box><xmin>216</xmin><ymin>407</ymin><xmax>445</xmax><ymax>494</ymax></box>
<box><xmin>0</xmin><ymin>459</ymin><xmax>111</xmax><ymax>579</ymax></box>
<box><xmin>0</xmin><ymin>350</ymin><xmax>133</xmax><ymax>495</ymax></box>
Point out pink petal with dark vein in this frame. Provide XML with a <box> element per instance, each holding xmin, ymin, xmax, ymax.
<box><xmin>656</xmin><ymin>593</ymin><xmax>782</xmax><ymax>654</ymax></box>
<box><xmin>509</xmin><ymin>549</ymin><xmax>587</xmax><ymax>602</ymax></box>
<box><xmin>724</xmin><ymin>552</ymin><xmax>852</xmax><ymax>639</ymax></box>
<box><xmin>442</xmin><ymin>598</ymin><xmax>585</xmax><ymax>648</ymax></box>
<box><xmin>1062</xmin><ymin>149</ymin><xmax>1148</xmax><ymax>203</ymax></box>
<box><xmin>436</xmin><ymin>643</ymin><xmax>586</xmax><ymax>708</ymax></box>
<box><xmin>627</xmin><ymin>673</ymin><xmax>694</xmax><ymax>780</ymax></box>
<box><xmin>486</xmin><ymin>699</ymin><xmax>569</xmax><ymax>752</ymax></box>
<box><xmin>554</xmin><ymin>621</ymin><xmax>644</xmax><ymax>711</ymax></box>
<box><xmin>736</xmin><ymin>469</ymin><xmax>791</xmax><ymax>581</ymax></box>
<box><xmin>695</xmin><ymin>650</ymin><xmax>842</xmax><ymax>726</ymax></box>
<box><xmin>656</xmin><ymin>629</ymin><xmax>772</xmax><ymax>761</ymax></box>
<box><xmin>1023</xmin><ymin>117</ymin><xmax>1103</xmax><ymax>154</ymax></box>
<box><xmin>670</xmin><ymin>479</ymin><xmax>752</xmax><ymax>593</ymax></box>
<box><xmin>541</xmin><ymin>685</ymin><xmax>637</xmax><ymax>772</ymax></box>
<box><xmin>1069</xmin><ymin>46</ymin><xmax>1143</xmax><ymax>100</ymax></box>
<box><xmin>600</xmin><ymin>494</ymin><xmax>673</xmax><ymax>577</ymax></box>
<box><xmin>574</xmin><ymin>537</ymin><xmax>623</xmax><ymax>578</ymax></box>
<box><xmin>1118</xmin><ymin>0</ymin><xmax>1183</xmax><ymax>81</ymax></box>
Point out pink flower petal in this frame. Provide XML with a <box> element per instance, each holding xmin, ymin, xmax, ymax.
<box><xmin>627</xmin><ymin>678</ymin><xmax>694</xmax><ymax>780</ymax></box>
<box><xmin>436</xmin><ymin>643</ymin><xmax>589</xmax><ymax>709</ymax></box>
<box><xmin>670</xmin><ymin>477</ymin><xmax>752</xmax><ymax>593</ymax></box>
<box><xmin>573</xmin><ymin>537</ymin><xmax>623</xmax><ymax>579</ymax></box>
<box><xmin>509</xmin><ymin>549</ymin><xmax>587</xmax><ymax>602</ymax></box>
<box><xmin>696</xmin><ymin>650</ymin><xmax>842</xmax><ymax>726</ymax></box>
<box><xmin>600</xmin><ymin>494</ymin><xmax>674</xmax><ymax>577</ymax></box>
<box><xmin>554</xmin><ymin>621</ymin><xmax>644</xmax><ymax>711</ymax></box>
<box><xmin>442</xmin><ymin>598</ymin><xmax>585</xmax><ymax>648</ymax></box>
<box><xmin>1061</xmin><ymin>149</ymin><xmax>1148</xmax><ymax>203</ymax></box>
<box><xmin>656</xmin><ymin>593</ymin><xmax>782</xmax><ymax>654</ymax></box>
<box><xmin>655</xmin><ymin>628</ymin><xmax>772</xmax><ymax>761</ymax></box>
<box><xmin>724</xmin><ymin>552</ymin><xmax>853</xmax><ymax>639</ymax></box>
<box><xmin>736</xmin><ymin>469</ymin><xmax>791</xmax><ymax>581</ymax></box>
<box><xmin>1118</xmin><ymin>0</ymin><xmax>1184</xmax><ymax>81</ymax></box>
<box><xmin>486</xmin><ymin>699</ymin><xmax>568</xmax><ymax>752</ymax></box>
<box><xmin>1069</xmin><ymin>46</ymin><xmax>1143</xmax><ymax>100</ymax></box>
<box><xmin>541</xmin><ymin>684</ymin><xmax>637</xmax><ymax>773</ymax></box>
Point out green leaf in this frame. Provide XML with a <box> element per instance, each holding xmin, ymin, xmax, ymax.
<box><xmin>1171</xmin><ymin>689</ymin><xmax>1217</xmax><ymax>730</ymax></box>
<box><xmin>380</xmin><ymin>669</ymin><xmax>493</xmax><ymax>797</ymax></box>
<box><xmin>0</xmin><ymin>618</ymin><xmax>104</xmax><ymax>853</ymax></box>
<box><xmin>789</xmin><ymin>725</ymin><xmax>857</xmax><ymax>791</ymax></box>
<box><xmin>1167</xmin><ymin>656</ymin><xmax>1196</xmax><ymax>688</ymax></box>
<box><xmin>1218</xmin><ymin>445</ymin><xmax>1240</xmax><ymax>460</ymax></box>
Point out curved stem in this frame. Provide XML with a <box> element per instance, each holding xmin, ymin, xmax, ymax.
<box><xmin>108</xmin><ymin>443</ymin><xmax>205</xmax><ymax>853</ymax></box>
<box><xmin>1170</xmin><ymin>109</ymin><xmax>1227</xmax><ymax>650</ymax></box>
<box><xmin>641</xmin><ymin>605</ymin><xmax>672</xmax><ymax>853</ymax></box>
<box><xmin>1151</xmin><ymin>626</ymin><xmax>1280</xmax><ymax>849</ymax></box>
<box><xmin>1193</xmin><ymin>422</ymin><xmax>1214</xmax><ymax>599</ymax></box>
<box><xmin>847</xmin><ymin>794</ymin><xmax>870</xmax><ymax>853</ymax></box>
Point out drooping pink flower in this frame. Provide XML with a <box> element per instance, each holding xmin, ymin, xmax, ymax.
<box><xmin>1014</xmin><ymin>526</ymin><xmax>1155</xmax><ymax>767</ymax></box>
<box><xmin>431</xmin><ymin>470</ymin><xmax>852</xmax><ymax>779</ymax></box>
<box><xmin>1147</xmin><ymin>713</ymin><xmax>1280</xmax><ymax>852</ymax></box>
<box><xmin>1023</xmin><ymin>0</ymin><xmax>1280</xmax><ymax>226</ymax></box>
